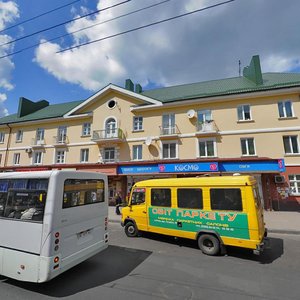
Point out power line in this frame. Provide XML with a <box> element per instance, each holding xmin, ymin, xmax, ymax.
<box><xmin>0</xmin><ymin>0</ymin><xmax>171</xmax><ymax>60</ymax></box>
<box><xmin>0</xmin><ymin>0</ymin><xmax>81</xmax><ymax>34</ymax></box>
<box><xmin>58</xmin><ymin>0</ymin><xmax>236</xmax><ymax>54</ymax></box>
<box><xmin>0</xmin><ymin>0</ymin><xmax>131</xmax><ymax>47</ymax></box>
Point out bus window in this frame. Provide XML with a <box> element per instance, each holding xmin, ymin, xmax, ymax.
<box><xmin>177</xmin><ymin>188</ymin><xmax>203</xmax><ymax>209</ymax></box>
<box><xmin>210</xmin><ymin>188</ymin><xmax>243</xmax><ymax>211</ymax></box>
<box><xmin>63</xmin><ymin>179</ymin><xmax>105</xmax><ymax>208</ymax></box>
<box><xmin>131</xmin><ymin>188</ymin><xmax>145</xmax><ymax>205</ymax></box>
<box><xmin>151</xmin><ymin>188</ymin><xmax>171</xmax><ymax>207</ymax></box>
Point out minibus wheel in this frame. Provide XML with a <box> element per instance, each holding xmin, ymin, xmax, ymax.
<box><xmin>198</xmin><ymin>234</ymin><xmax>220</xmax><ymax>256</ymax></box>
<box><xmin>125</xmin><ymin>222</ymin><xmax>138</xmax><ymax>237</ymax></box>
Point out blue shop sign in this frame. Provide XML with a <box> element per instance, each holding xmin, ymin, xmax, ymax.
<box><xmin>219</xmin><ymin>159</ymin><xmax>285</xmax><ymax>173</ymax></box>
<box><xmin>118</xmin><ymin>165</ymin><xmax>159</xmax><ymax>174</ymax></box>
<box><xmin>158</xmin><ymin>162</ymin><xmax>219</xmax><ymax>173</ymax></box>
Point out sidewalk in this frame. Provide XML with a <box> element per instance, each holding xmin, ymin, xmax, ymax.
<box><xmin>109</xmin><ymin>207</ymin><xmax>300</xmax><ymax>235</ymax></box>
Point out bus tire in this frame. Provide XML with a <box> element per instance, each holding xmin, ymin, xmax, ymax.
<box><xmin>125</xmin><ymin>222</ymin><xmax>138</xmax><ymax>237</ymax></box>
<box><xmin>198</xmin><ymin>234</ymin><xmax>220</xmax><ymax>256</ymax></box>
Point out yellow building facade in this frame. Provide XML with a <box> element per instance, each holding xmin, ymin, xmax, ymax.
<box><xmin>0</xmin><ymin>56</ymin><xmax>299</xmax><ymax>211</ymax></box>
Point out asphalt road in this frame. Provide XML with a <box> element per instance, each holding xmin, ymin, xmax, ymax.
<box><xmin>1</xmin><ymin>223</ymin><xmax>300</xmax><ymax>299</ymax></box>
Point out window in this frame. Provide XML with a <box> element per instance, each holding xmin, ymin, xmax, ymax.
<box><xmin>133</xmin><ymin>116</ymin><xmax>143</xmax><ymax>131</ymax></box>
<box><xmin>63</xmin><ymin>179</ymin><xmax>105</xmax><ymax>208</ymax></box>
<box><xmin>283</xmin><ymin>136</ymin><xmax>299</xmax><ymax>154</ymax></box>
<box><xmin>0</xmin><ymin>178</ymin><xmax>48</xmax><ymax>221</ymax></box>
<box><xmin>162</xmin><ymin>142</ymin><xmax>177</xmax><ymax>159</ymax></box>
<box><xmin>80</xmin><ymin>149</ymin><xmax>89</xmax><ymax>162</ymax></box>
<box><xmin>237</xmin><ymin>105</ymin><xmax>251</xmax><ymax>121</ymax></box>
<box><xmin>16</xmin><ymin>130</ymin><xmax>23</xmax><ymax>142</ymax></box>
<box><xmin>241</xmin><ymin>138</ymin><xmax>256</xmax><ymax>156</ymax></box>
<box><xmin>57</xmin><ymin>126</ymin><xmax>67</xmax><ymax>143</ymax></box>
<box><xmin>162</xmin><ymin>114</ymin><xmax>175</xmax><ymax>135</ymax></box>
<box><xmin>131</xmin><ymin>188</ymin><xmax>145</xmax><ymax>205</ymax></box>
<box><xmin>105</xmin><ymin>118</ymin><xmax>117</xmax><ymax>138</ymax></box>
<box><xmin>151</xmin><ymin>188</ymin><xmax>171</xmax><ymax>207</ymax></box>
<box><xmin>133</xmin><ymin>145</ymin><xmax>142</xmax><ymax>160</ymax></box>
<box><xmin>289</xmin><ymin>175</ymin><xmax>300</xmax><ymax>195</ymax></box>
<box><xmin>0</xmin><ymin>154</ymin><xmax>2</xmax><ymax>164</ymax></box>
<box><xmin>82</xmin><ymin>123</ymin><xmax>91</xmax><ymax>136</ymax></box>
<box><xmin>0</xmin><ymin>132</ymin><xmax>4</xmax><ymax>143</ymax></box>
<box><xmin>278</xmin><ymin>100</ymin><xmax>293</xmax><ymax>118</ymax></box>
<box><xmin>210</xmin><ymin>188</ymin><xmax>243</xmax><ymax>211</ymax></box>
<box><xmin>13</xmin><ymin>153</ymin><xmax>20</xmax><ymax>165</ymax></box>
<box><xmin>177</xmin><ymin>188</ymin><xmax>203</xmax><ymax>209</ymax></box>
<box><xmin>199</xmin><ymin>139</ymin><xmax>216</xmax><ymax>157</ymax></box>
<box><xmin>56</xmin><ymin>150</ymin><xmax>66</xmax><ymax>164</ymax></box>
<box><xmin>104</xmin><ymin>147</ymin><xmax>115</xmax><ymax>162</ymax></box>
<box><xmin>36</xmin><ymin>128</ymin><xmax>44</xmax><ymax>142</ymax></box>
<box><xmin>33</xmin><ymin>151</ymin><xmax>42</xmax><ymax>165</ymax></box>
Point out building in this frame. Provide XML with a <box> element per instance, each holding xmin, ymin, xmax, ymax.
<box><xmin>0</xmin><ymin>55</ymin><xmax>299</xmax><ymax>211</ymax></box>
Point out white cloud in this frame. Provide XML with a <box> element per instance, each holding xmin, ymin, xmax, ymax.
<box><xmin>34</xmin><ymin>0</ymin><xmax>300</xmax><ymax>92</ymax></box>
<box><xmin>0</xmin><ymin>1</ymin><xmax>19</xmax><ymax>116</ymax></box>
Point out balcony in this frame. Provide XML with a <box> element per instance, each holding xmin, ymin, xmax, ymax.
<box><xmin>31</xmin><ymin>138</ymin><xmax>46</xmax><ymax>148</ymax></box>
<box><xmin>159</xmin><ymin>125</ymin><xmax>180</xmax><ymax>139</ymax></box>
<box><xmin>92</xmin><ymin>128</ymin><xmax>125</xmax><ymax>144</ymax></box>
<box><xmin>196</xmin><ymin>120</ymin><xmax>219</xmax><ymax>136</ymax></box>
<box><xmin>53</xmin><ymin>135</ymin><xmax>69</xmax><ymax>146</ymax></box>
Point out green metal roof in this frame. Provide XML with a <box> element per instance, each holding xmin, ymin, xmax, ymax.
<box><xmin>141</xmin><ymin>73</ymin><xmax>300</xmax><ymax>103</ymax></box>
<box><xmin>0</xmin><ymin>100</ymin><xmax>84</xmax><ymax>125</ymax></box>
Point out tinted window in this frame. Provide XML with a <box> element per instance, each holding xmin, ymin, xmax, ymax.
<box><xmin>177</xmin><ymin>188</ymin><xmax>203</xmax><ymax>209</ymax></box>
<box><xmin>151</xmin><ymin>188</ymin><xmax>171</xmax><ymax>207</ymax></box>
<box><xmin>63</xmin><ymin>179</ymin><xmax>104</xmax><ymax>208</ymax></box>
<box><xmin>131</xmin><ymin>188</ymin><xmax>145</xmax><ymax>205</ymax></box>
<box><xmin>210</xmin><ymin>188</ymin><xmax>242</xmax><ymax>211</ymax></box>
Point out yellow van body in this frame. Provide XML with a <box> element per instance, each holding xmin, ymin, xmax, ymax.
<box><xmin>121</xmin><ymin>176</ymin><xmax>267</xmax><ymax>255</ymax></box>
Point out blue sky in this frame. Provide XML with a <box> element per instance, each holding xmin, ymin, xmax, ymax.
<box><xmin>1</xmin><ymin>0</ymin><xmax>300</xmax><ymax>116</ymax></box>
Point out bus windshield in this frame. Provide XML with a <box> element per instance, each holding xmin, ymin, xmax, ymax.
<box><xmin>0</xmin><ymin>179</ymin><xmax>48</xmax><ymax>222</ymax></box>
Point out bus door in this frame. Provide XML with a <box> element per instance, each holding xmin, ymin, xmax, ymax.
<box><xmin>129</xmin><ymin>188</ymin><xmax>148</xmax><ymax>231</ymax></box>
<box><xmin>59</xmin><ymin>179</ymin><xmax>106</xmax><ymax>263</ymax></box>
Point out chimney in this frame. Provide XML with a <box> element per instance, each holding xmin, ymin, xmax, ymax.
<box><xmin>17</xmin><ymin>97</ymin><xmax>49</xmax><ymax>118</ymax></box>
<box><xmin>135</xmin><ymin>83</ymin><xmax>142</xmax><ymax>93</ymax></box>
<box><xmin>243</xmin><ymin>55</ymin><xmax>263</xmax><ymax>85</ymax></box>
<box><xmin>125</xmin><ymin>79</ymin><xmax>134</xmax><ymax>91</ymax></box>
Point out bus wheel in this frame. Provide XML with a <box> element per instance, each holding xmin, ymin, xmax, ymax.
<box><xmin>198</xmin><ymin>234</ymin><xmax>220</xmax><ymax>256</ymax></box>
<box><xmin>125</xmin><ymin>222</ymin><xmax>138</xmax><ymax>237</ymax></box>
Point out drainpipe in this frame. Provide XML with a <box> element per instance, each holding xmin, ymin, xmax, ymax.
<box><xmin>4</xmin><ymin>123</ymin><xmax>12</xmax><ymax>168</ymax></box>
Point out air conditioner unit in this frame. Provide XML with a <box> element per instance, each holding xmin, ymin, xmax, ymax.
<box><xmin>25</xmin><ymin>148</ymin><xmax>32</xmax><ymax>153</ymax></box>
<box><xmin>274</xmin><ymin>175</ymin><xmax>285</xmax><ymax>184</ymax></box>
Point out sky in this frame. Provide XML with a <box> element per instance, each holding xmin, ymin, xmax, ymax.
<box><xmin>0</xmin><ymin>0</ymin><xmax>300</xmax><ymax>117</ymax></box>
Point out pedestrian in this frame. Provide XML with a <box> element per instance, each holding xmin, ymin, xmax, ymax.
<box><xmin>115</xmin><ymin>192</ymin><xmax>122</xmax><ymax>215</ymax></box>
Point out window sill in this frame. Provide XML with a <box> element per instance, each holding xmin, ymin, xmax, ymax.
<box><xmin>278</xmin><ymin>116</ymin><xmax>297</xmax><ymax>120</ymax></box>
<box><xmin>81</xmin><ymin>135</ymin><xmax>91</xmax><ymax>138</ymax></box>
<box><xmin>241</xmin><ymin>155</ymin><xmax>258</xmax><ymax>157</ymax></box>
<box><xmin>284</xmin><ymin>154</ymin><xmax>300</xmax><ymax>157</ymax></box>
<box><xmin>237</xmin><ymin>120</ymin><xmax>254</xmax><ymax>123</ymax></box>
<box><xmin>132</xmin><ymin>130</ymin><xmax>144</xmax><ymax>133</ymax></box>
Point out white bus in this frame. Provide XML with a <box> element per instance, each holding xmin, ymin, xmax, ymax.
<box><xmin>0</xmin><ymin>170</ymin><xmax>108</xmax><ymax>283</ymax></box>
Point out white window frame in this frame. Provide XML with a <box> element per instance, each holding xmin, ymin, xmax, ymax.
<box><xmin>278</xmin><ymin>100</ymin><xmax>294</xmax><ymax>118</ymax></box>
<box><xmin>80</xmin><ymin>148</ymin><xmax>89</xmax><ymax>163</ymax></box>
<box><xmin>0</xmin><ymin>132</ymin><xmax>5</xmax><ymax>143</ymax></box>
<box><xmin>283</xmin><ymin>135</ymin><xmax>300</xmax><ymax>154</ymax></box>
<box><xmin>82</xmin><ymin>123</ymin><xmax>91</xmax><ymax>136</ymax></box>
<box><xmin>289</xmin><ymin>174</ymin><xmax>300</xmax><ymax>195</ymax></box>
<box><xmin>237</xmin><ymin>104</ymin><xmax>252</xmax><ymax>121</ymax></box>
<box><xmin>13</xmin><ymin>153</ymin><xmax>20</xmax><ymax>165</ymax></box>
<box><xmin>36</xmin><ymin>128</ymin><xmax>44</xmax><ymax>142</ymax></box>
<box><xmin>161</xmin><ymin>141</ymin><xmax>178</xmax><ymax>159</ymax></box>
<box><xmin>33</xmin><ymin>151</ymin><xmax>43</xmax><ymax>165</ymax></box>
<box><xmin>133</xmin><ymin>116</ymin><xmax>143</xmax><ymax>131</ymax></box>
<box><xmin>57</xmin><ymin>126</ymin><xmax>67</xmax><ymax>143</ymax></box>
<box><xmin>133</xmin><ymin>145</ymin><xmax>143</xmax><ymax>160</ymax></box>
<box><xmin>55</xmin><ymin>149</ymin><xmax>66</xmax><ymax>164</ymax></box>
<box><xmin>16</xmin><ymin>130</ymin><xmax>23</xmax><ymax>142</ymax></box>
<box><xmin>198</xmin><ymin>138</ymin><xmax>217</xmax><ymax>158</ymax></box>
<box><xmin>103</xmin><ymin>147</ymin><xmax>116</xmax><ymax>162</ymax></box>
<box><xmin>241</xmin><ymin>138</ymin><xmax>256</xmax><ymax>156</ymax></box>
<box><xmin>162</xmin><ymin>113</ymin><xmax>175</xmax><ymax>135</ymax></box>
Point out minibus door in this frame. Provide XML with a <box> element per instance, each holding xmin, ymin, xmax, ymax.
<box><xmin>129</xmin><ymin>188</ymin><xmax>148</xmax><ymax>231</ymax></box>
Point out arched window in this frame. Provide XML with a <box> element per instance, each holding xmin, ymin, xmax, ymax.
<box><xmin>105</xmin><ymin>118</ymin><xmax>117</xmax><ymax>138</ymax></box>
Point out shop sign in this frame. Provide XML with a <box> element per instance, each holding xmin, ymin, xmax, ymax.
<box><xmin>158</xmin><ymin>162</ymin><xmax>219</xmax><ymax>173</ymax></box>
<box><xmin>219</xmin><ymin>159</ymin><xmax>285</xmax><ymax>173</ymax></box>
<box><xmin>118</xmin><ymin>165</ymin><xmax>159</xmax><ymax>174</ymax></box>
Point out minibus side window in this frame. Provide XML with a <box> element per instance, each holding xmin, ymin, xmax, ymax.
<box><xmin>131</xmin><ymin>188</ymin><xmax>145</xmax><ymax>205</ymax></box>
<box><xmin>210</xmin><ymin>188</ymin><xmax>243</xmax><ymax>211</ymax></box>
<box><xmin>177</xmin><ymin>188</ymin><xmax>203</xmax><ymax>209</ymax></box>
<box><xmin>151</xmin><ymin>188</ymin><xmax>171</xmax><ymax>207</ymax></box>
<box><xmin>253</xmin><ymin>186</ymin><xmax>262</xmax><ymax>209</ymax></box>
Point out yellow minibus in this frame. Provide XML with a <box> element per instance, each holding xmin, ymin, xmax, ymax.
<box><xmin>121</xmin><ymin>176</ymin><xmax>267</xmax><ymax>255</ymax></box>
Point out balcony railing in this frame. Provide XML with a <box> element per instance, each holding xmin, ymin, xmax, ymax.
<box><xmin>92</xmin><ymin>128</ymin><xmax>125</xmax><ymax>142</ymax></box>
<box><xmin>159</xmin><ymin>125</ymin><xmax>180</xmax><ymax>137</ymax></box>
<box><xmin>53</xmin><ymin>135</ymin><xmax>69</xmax><ymax>145</ymax></box>
<box><xmin>196</xmin><ymin>120</ymin><xmax>218</xmax><ymax>134</ymax></box>
<box><xmin>31</xmin><ymin>138</ymin><xmax>45</xmax><ymax>147</ymax></box>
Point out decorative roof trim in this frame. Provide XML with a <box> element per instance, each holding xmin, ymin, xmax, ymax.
<box><xmin>64</xmin><ymin>84</ymin><xmax>162</xmax><ymax>117</ymax></box>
